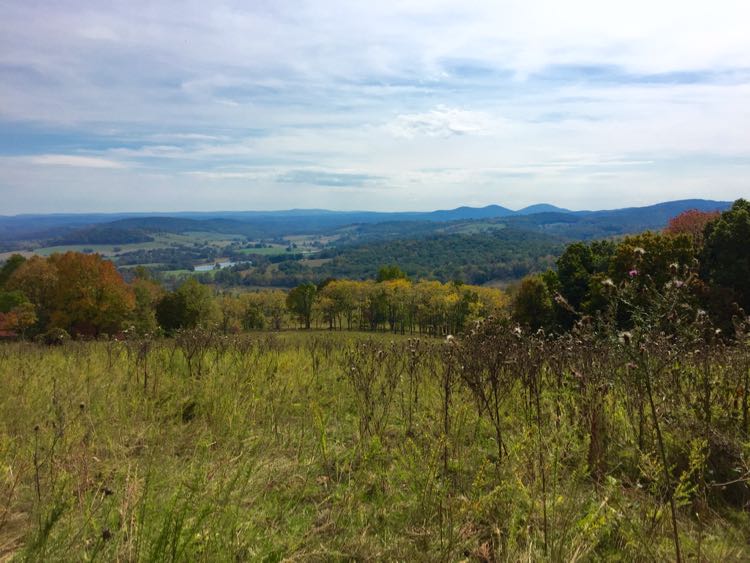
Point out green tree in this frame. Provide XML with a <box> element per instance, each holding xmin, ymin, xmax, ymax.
<box><xmin>131</xmin><ymin>276</ymin><xmax>164</xmax><ymax>335</ymax></box>
<box><xmin>286</xmin><ymin>282</ymin><xmax>317</xmax><ymax>329</ymax></box>
<box><xmin>156</xmin><ymin>278</ymin><xmax>216</xmax><ymax>333</ymax></box>
<box><xmin>556</xmin><ymin>241</ymin><xmax>616</xmax><ymax>312</ymax></box>
<box><xmin>512</xmin><ymin>275</ymin><xmax>554</xmax><ymax>331</ymax></box>
<box><xmin>376</xmin><ymin>265</ymin><xmax>407</xmax><ymax>282</ymax></box>
<box><xmin>155</xmin><ymin>292</ymin><xmax>189</xmax><ymax>334</ymax></box>
<box><xmin>239</xmin><ymin>293</ymin><xmax>267</xmax><ymax>330</ymax></box>
<box><xmin>701</xmin><ymin>199</ymin><xmax>750</xmax><ymax>313</ymax></box>
<box><xmin>0</xmin><ymin>254</ymin><xmax>26</xmax><ymax>288</ymax></box>
<box><xmin>0</xmin><ymin>290</ymin><xmax>27</xmax><ymax>313</ymax></box>
<box><xmin>609</xmin><ymin>231</ymin><xmax>693</xmax><ymax>289</ymax></box>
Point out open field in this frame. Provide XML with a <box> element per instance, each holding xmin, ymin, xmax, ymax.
<box><xmin>0</xmin><ymin>233</ymin><xmax>248</xmax><ymax>262</ymax></box>
<box><xmin>1</xmin><ymin>329</ymin><xmax>749</xmax><ymax>561</ymax></box>
<box><xmin>26</xmin><ymin>233</ymin><xmax>237</xmax><ymax>258</ymax></box>
<box><xmin>238</xmin><ymin>246</ymin><xmax>294</xmax><ymax>256</ymax></box>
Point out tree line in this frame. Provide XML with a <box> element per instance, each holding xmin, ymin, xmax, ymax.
<box><xmin>0</xmin><ymin>255</ymin><xmax>506</xmax><ymax>339</ymax></box>
<box><xmin>1</xmin><ymin>199</ymin><xmax>746</xmax><ymax>340</ymax></box>
<box><xmin>512</xmin><ymin>200</ymin><xmax>749</xmax><ymax>334</ymax></box>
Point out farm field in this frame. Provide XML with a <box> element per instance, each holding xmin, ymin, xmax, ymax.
<box><xmin>238</xmin><ymin>245</ymin><xmax>296</xmax><ymax>256</ymax></box>
<box><xmin>1</xmin><ymin>328</ymin><xmax>749</xmax><ymax>561</ymax></box>
<box><xmin>24</xmin><ymin>232</ymin><xmax>244</xmax><ymax>258</ymax></box>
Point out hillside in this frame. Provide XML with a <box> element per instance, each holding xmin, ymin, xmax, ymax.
<box><xmin>0</xmin><ymin>199</ymin><xmax>730</xmax><ymax>243</ymax></box>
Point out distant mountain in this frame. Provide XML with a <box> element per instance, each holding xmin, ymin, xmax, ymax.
<box><xmin>0</xmin><ymin>199</ymin><xmax>733</xmax><ymax>245</ymax></box>
<box><xmin>503</xmin><ymin>199</ymin><xmax>731</xmax><ymax>240</ymax></box>
<box><xmin>426</xmin><ymin>205</ymin><xmax>515</xmax><ymax>221</ymax></box>
<box><xmin>580</xmin><ymin>199</ymin><xmax>730</xmax><ymax>221</ymax></box>
<box><xmin>515</xmin><ymin>204</ymin><xmax>572</xmax><ymax>215</ymax></box>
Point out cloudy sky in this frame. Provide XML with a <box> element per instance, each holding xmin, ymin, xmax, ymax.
<box><xmin>1</xmin><ymin>0</ymin><xmax>749</xmax><ymax>214</ymax></box>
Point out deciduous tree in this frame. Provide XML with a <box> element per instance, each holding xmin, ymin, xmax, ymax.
<box><xmin>286</xmin><ymin>282</ymin><xmax>317</xmax><ymax>329</ymax></box>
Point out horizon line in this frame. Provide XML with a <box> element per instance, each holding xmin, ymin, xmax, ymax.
<box><xmin>0</xmin><ymin>197</ymin><xmax>734</xmax><ymax>219</ymax></box>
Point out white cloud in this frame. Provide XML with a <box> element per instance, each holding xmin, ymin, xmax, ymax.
<box><xmin>1</xmin><ymin>1</ymin><xmax>750</xmax><ymax>212</ymax></box>
<box><xmin>26</xmin><ymin>155</ymin><xmax>127</xmax><ymax>169</ymax></box>
<box><xmin>386</xmin><ymin>105</ymin><xmax>490</xmax><ymax>139</ymax></box>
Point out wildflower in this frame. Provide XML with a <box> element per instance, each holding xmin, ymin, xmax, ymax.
<box><xmin>628</xmin><ymin>269</ymin><xmax>638</xmax><ymax>278</ymax></box>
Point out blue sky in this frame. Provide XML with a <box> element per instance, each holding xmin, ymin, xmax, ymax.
<box><xmin>1</xmin><ymin>0</ymin><xmax>749</xmax><ymax>214</ymax></box>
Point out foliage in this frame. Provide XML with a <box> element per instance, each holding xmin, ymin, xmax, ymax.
<box><xmin>6</xmin><ymin>252</ymin><xmax>134</xmax><ymax>336</ymax></box>
<box><xmin>0</xmin><ymin>253</ymin><xmax>26</xmax><ymax>288</ymax></box>
<box><xmin>0</xmin><ymin>301</ymin><xmax>36</xmax><ymax>337</ymax></box>
<box><xmin>131</xmin><ymin>274</ymin><xmax>165</xmax><ymax>336</ymax></box>
<box><xmin>556</xmin><ymin>241</ymin><xmax>616</xmax><ymax>312</ymax></box>
<box><xmin>609</xmin><ymin>231</ymin><xmax>694</xmax><ymax>288</ymax></box>
<box><xmin>320</xmin><ymin>228</ymin><xmax>562</xmax><ymax>285</ymax></box>
<box><xmin>376</xmin><ymin>264</ymin><xmax>408</xmax><ymax>282</ymax></box>
<box><xmin>286</xmin><ymin>282</ymin><xmax>317</xmax><ymax>329</ymax></box>
<box><xmin>512</xmin><ymin>275</ymin><xmax>554</xmax><ymax>330</ymax></box>
<box><xmin>155</xmin><ymin>278</ymin><xmax>217</xmax><ymax>334</ymax></box>
<box><xmin>0</xmin><ymin>290</ymin><xmax>28</xmax><ymax>314</ymax></box>
<box><xmin>701</xmin><ymin>199</ymin><xmax>750</xmax><ymax>313</ymax></box>
<box><xmin>665</xmin><ymin>208</ymin><xmax>720</xmax><ymax>247</ymax></box>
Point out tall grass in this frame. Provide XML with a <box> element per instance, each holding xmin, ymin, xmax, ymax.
<box><xmin>0</xmin><ymin>326</ymin><xmax>748</xmax><ymax>561</ymax></box>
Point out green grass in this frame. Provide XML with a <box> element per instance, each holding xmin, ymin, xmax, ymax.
<box><xmin>32</xmin><ymin>234</ymin><xmax>187</xmax><ymax>257</ymax></box>
<box><xmin>31</xmin><ymin>233</ymin><xmax>246</xmax><ymax>258</ymax></box>
<box><xmin>238</xmin><ymin>245</ymin><xmax>293</xmax><ymax>256</ymax></box>
<box><xmin>0</xmin><ymin>332</ymin><xmax>748</xmax><ymax>561</ymax></box>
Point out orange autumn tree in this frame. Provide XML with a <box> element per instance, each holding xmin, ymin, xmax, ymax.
<box><xmin>8</xmin><ymin>252</ymin><xmax>135</xmax><ymax>336</ymax></box>
<box><xmin>48</xmin><ymin>252</ymin><xmax>135</xmax><ymax>336</ymax></box>
<box><xmin>665</xmin><ymin>208</ymin><xmax>720</xmax><ymax>247</ymax></box>
<box><xmin>0</xmin><ymin>303</ymin><xmax>37</xmax><ymax>338</ymax></box>
<box><xmin>5</xmin><ymin>255</ymin><xmax>59</xmax><ymax>330</ymax></box>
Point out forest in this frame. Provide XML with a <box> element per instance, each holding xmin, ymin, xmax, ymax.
<box><xmin>0</xmin><ymin>201</ymin><xmax>749</xmax><ymax>560</ymax></box>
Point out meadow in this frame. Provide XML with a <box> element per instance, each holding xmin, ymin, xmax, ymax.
<box><xmin>1</xmin><ymin>323</ymin><xmax>749</xmax><ymax>562</ymax></box>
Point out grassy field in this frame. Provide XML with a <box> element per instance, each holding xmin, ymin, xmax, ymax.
<box><xmin>238</xmin><ymin>246</ymin><xmax>294</xmax><ymax>256</ymax></box>
<box><xmin>1</xmin><ymin>330</ymin><xmax>749</xmax><ymax>561</ymax></box>
<box><xmin>16</xmin><ymin>232</ymin><xmax>246</xmax><ymax>259</ymax></box>
<box><xmin>30</xmin><ymin>234</ymin><xmax>203</xmax><ymax>258</ymax></box>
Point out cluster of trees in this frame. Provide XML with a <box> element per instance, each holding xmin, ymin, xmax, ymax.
<box><xmin>158</xmin><ymin>269</ymin><xmax>506</xmax><ymax>336</ymax></box>
<box><xmin>285</xmin><ymin>270</ymin><xmax>507</xmax><ymax>335</ymax></box>
<box><xmin>116</xmin><ymin>245</ymin><xmax>223</xmax><ymax>271</ymax></box>
<box><xmin>0</xmin><ymin>252</ymin><xmax>135</xmax><ymax>338</ymax></box>
<box><xmin>512</xmin><ymin>200</ymin><xmax>750</xmax><ymax>332</ymax></box>
<box><xmin>320</xmin><ymin>228</ymin><xmax>562</xmax><ymax>284</ymax></box>
<box><xmin>189</xmin><ymin>228</ymin><xmax>562</xmax><ymax>289</ymax></box>
<box><xmin>0</xmin><ymin>254</ymin><xmax>506</xmax><ymax>339</ymax></box>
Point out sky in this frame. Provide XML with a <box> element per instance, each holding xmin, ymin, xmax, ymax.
<box><xmin>1</xmin><ymin>0</ymin><xmax>749</xmax><ymax>214</ymax></box>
